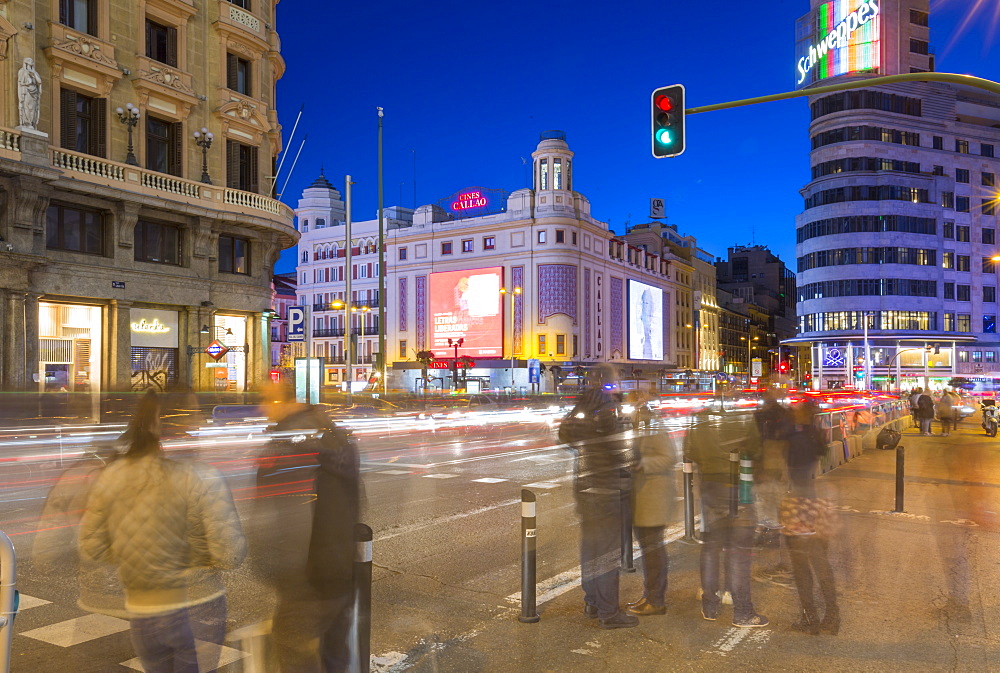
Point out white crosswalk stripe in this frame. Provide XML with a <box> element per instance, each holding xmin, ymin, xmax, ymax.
<box><xmin>21</xmin><ymin>613</ymin><xmax>130</xmax><ymax>647</ymax></box>
<box><xmin>472</xmin><ymin>478</ymin><xmax>508</xmax><ymax>483</ymax></box>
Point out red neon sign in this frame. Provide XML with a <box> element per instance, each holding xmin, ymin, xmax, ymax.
<box><xmin>451</xmin><ymin>190</ymin><xmax>488</xmax><ymax>211</ymax></box>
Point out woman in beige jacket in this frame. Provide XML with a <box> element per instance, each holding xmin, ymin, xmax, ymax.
<box><xmin>626</xmin><ymin>428</ymin><xmax>677</xmax><ymax>616</ymax></box>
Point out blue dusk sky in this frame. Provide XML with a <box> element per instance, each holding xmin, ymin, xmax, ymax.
<box><xmin>272</xmin><ymin>0</ymin><xmax>1000</xmax><ymax>275</ymax></box>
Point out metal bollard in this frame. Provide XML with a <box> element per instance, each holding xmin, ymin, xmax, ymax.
<box><xmin>728</xmin><ymin>451</ymin><xmax>739</xmax><ymax>516</ymax></box>
<box><xmin>682</xmin><ymin>461</ymin><xmax>697</xmax><ymax>542</ymax></box>
<box><xmin>739</xmin><ymin>456</ymin><xmax>754</xmax><ymax>505</ymax></box>
<box><xmin>518</xmin><ymin>489</ymin><xmax>540</xmax><ymax>623</ymax></box>
<box><xmin>354</xmin><ymin>524</ymin><xmax>373</xmax><ymax>673</ymax></box>
<box><xmin>893</xmin><ymin>446</ymin><xmax>905</xmax><ymax>513</ymax></box>
<box><xmin>621</xmin><ymin>491</ymin><xmax>635</xmax><ymax>572</ymax></box>
<box><xmin>0</xmin><ymin>530</ymin><xmax>15</xmax><ymax>673</ymax></box>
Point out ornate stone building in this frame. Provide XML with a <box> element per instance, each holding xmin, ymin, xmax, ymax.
<box><xmin>0</xmin><ymin>0</ymin><xmax>296</xmax><ymax>399</ymax></box>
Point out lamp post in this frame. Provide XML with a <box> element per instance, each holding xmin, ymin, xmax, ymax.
<box><xmin>352</xmin><ymin>305</ymin><xmax>371</xmax><ymax>386</ymax></box>
<box><xmin>863</xmin><ymin>311</ymin><xmax>875</xmax><ymax>391</ymax></box>
<box><xmin>740</xmin><ymin>335</ymin><xmax>759</xmax><ymax>383</ymax></box>
<box><xmin>331</xmin><ymin>299</ymin><xmax>349</xmax><ymax>370</ymax></box>
<box><xmin>193</xmin><ymin>128</ymin><xmax>214</xmax><ymax>184</ymax></box>
<box><xmin>447</xmin><ymin>337</ymin><xmax>464</xmax><ymax>392</ymax></box>
<box><xmin>500</xmin><ymin>286</ymin><xmax>522</xmax><ymax>392</ymax></box>
<box><xmin>115</xmin><ymin>103</ymin><xmax>140</xmax><ymax>166</ymax></box>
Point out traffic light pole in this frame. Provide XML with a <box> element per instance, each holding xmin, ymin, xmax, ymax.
<box><xmin>684</xmin><ymin>73</ymin><xmax>1000</xmax><ymax>116</ymax></box>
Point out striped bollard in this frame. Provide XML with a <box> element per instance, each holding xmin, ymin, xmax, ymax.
<box><xmin>739</xmin><ymin>456</ymin><xmax>754</xmax><ymax>505</ymax></box>
<box><xmin>729</xmin><ymin>450</ymin><xmax>740</xmax><ymax>516</ymax></box>
<box><xmin>519</xmin><ymin>489</ymin><xmax>540</xmax><ymax>623</ymax></box>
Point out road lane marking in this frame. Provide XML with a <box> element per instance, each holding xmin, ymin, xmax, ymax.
<box><xmin>423</xmin><ymin>473</ymin><xmax>458</xmax><ymax>479</ymax></box>
<box><xmin>523</xmin><ymin>482</ymin><xmax>561</xmax><ymax>489</ymax></box>
<box><xmin>17</xmin><ymin>594</ymin><xmax>51</xmax><ymax>611</ymax></box>
<box><xmin>472</xmin><ymin>478</ymin><xmax>508</xmax><ymax>483</ymax></box>
<box><xmin>121</xmin><ymin>641</ymin><xmax>246</xmax><ymax>671</ymax></box>
<box><xmin>374</xmin><ymin>498</ymin><xmax>521</xmax><ymax>543</ymax></box>
<box><xmin>21</xmin><ymin>613</ymin><xmax>130</xmax><ymax>647</ymax></box>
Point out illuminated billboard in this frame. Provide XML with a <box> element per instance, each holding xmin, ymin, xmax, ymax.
<box><xmin>795</xmin><ymin>0</ymin><xmax>880</xmax><ymax>89</ymax></box>
<box><xmin>628</xmin><ymin>280</ymin><xmax>663</xmax><ymax>361</ymax></box>
<box><xmin>429</xmin><ymin>267</ymin><xmax>503</xmax><ymax>357</ymax></box>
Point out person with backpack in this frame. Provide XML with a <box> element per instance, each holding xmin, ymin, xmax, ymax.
<box><xmin>80</xmin><ymin>391</ymin><xmax>247</xmax><ymax>673</ymax></box>
<box><xmin>685</xmin><ymin>400</ymin><xmax>768</xmax><ymax>628</ymax></box>
<box><xmin>255</xmin><ymin>383</ymin><xmax>361</xmax><ymax>672</ymax></box>
<box><xmin>558</xmin><ymin>365</ymin><xmax>638</xmax><ymax>629</ymax></box>
<box><xmin>917</xmin><ymin>390</ymin><xmax>935</xmax><ymax>436</ymax></box>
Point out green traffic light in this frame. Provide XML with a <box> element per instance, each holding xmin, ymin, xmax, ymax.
<box><xmin>656</xmin><ymin>128</ymin><xmax>673</xmax><ymax>145</ymax></box>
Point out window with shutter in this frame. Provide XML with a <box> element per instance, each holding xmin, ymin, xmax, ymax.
<box><xmin>170</xmin><ymin>122</ymin><xmax>183</xmax><ymax>177</ymax></box>
<box><xmin>166</xmin><ymin>27</ymin><xmax>178</xmax><ymax>68</ymax></box>
<box><xmin>226</xmin><ymin>140</ymin><xmax>240</xmax><ymax>189</ymax></box>
<box><xmin>60</xmin><ymin>88</ymin><xmax>77</xmax><ymax>150</ymax></box>
<box><xmin>92</xmin><ymin>98</ymin><xmax>107</xmax><ymax>158</ymax></box>
<box><xmin>248</xmin><ymin>145</ymin><xmax>259</xmax><ymax>193</ymax></box>
<box><xmin>60</xmin><ymin>0</ymin><xmax>97</xmax><ymax>35</ymax></box>
<box><xmin>226</xmin><ymin>53</ymin><xmax>238</xmax><ymax>91</ymax></box>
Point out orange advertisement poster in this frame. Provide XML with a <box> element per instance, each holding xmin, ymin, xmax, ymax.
<box><xmin>429</xmin><ymin>267</ymin><xmax>503</xmax><ymax>357</ymax></box>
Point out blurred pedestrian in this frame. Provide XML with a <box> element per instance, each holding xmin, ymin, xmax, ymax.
<box><xmin>80</xmin><ymin>391</ymin><xmax>247</xmax><ymax>673</ymax></box>
<box><xmin>917</xmin><ymin>390</ymin><xmax>935</xmax><ymax>436</ymax></box>
<box><xmin>685</xmin><ymin>402</ymin><xmax>768</xmax><ymax>627</ymax></box>
<box><xmin>558</xmin><ymin>364</ymin><xmax>638</xmax><ymax>629</ymax></box>
<box><xmin>779</xmin><ymin>401</ymin><xmax>839</xmax><ymax>635</ymax></box>
<box><xmin>909</xmin><ymin>388</ymin><xmax>923</xmax><ymax>425</ymax></box>
<box><xmin>752</xmin><ymin>389</ymin><xmax>795</xmax><ymax>588</ymax></box>
<box><xmin>256</xmin><ymin>383</ymin><xmax>361</xmax><ymax>671</ymax></box>
<box><xmin>936</xmin><ymin>389</ymin><xmax>958</xmax><ymax>437</ymax></box>
<box><xmin>625</xmin><ymin>428</ymin><xmax>675</xmax><ymax>616</ymax></box>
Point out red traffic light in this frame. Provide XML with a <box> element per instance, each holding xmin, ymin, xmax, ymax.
<box><xmin>654</xmin><ymin>95</ymin><xmax>673</xmax><ymax>112</ymax></box>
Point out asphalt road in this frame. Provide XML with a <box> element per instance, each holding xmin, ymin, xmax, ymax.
<box><xmin>0</xmin><ymin>412</ymin><xmax>685</xmax><ymax>672</ymax></box>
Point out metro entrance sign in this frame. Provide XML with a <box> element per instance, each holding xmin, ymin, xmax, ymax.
<box><xmin>205</xmin><ymin>340</ymin><xmax>229</xmax><ymax>361</ymax></box>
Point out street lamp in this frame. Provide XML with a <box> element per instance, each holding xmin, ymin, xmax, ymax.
<box><xmin>447</xmin><ymin>337</ymin><xmax>464</xmax><ymax>392</ymax></box>
<box><xmin>740</xmin><ymin>335</ymin><xmax>759</xmax><ymax>382</ymax></box>
<box><xmin>115</xmin><ymin>103</ymin><xmax>140</xmax><ymax>166</ymax></box>
<box><xmin>499</xmin><ymin>286</ymin><xmax>522</xmax><ymax>391</ymax></box>
<box><xmin>193</xmin><ymin>128</ymin><xmax>214</xmax><ymax>184</ymax></box>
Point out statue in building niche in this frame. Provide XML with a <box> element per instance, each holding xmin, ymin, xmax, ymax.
<box><xmin>18</xmin><ymin>58</ymin><xmax>42</xmax><ymax>130</ymax></box>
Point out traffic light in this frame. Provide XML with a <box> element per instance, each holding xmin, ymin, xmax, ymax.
<box><xmin>651</xmin><ymin>84</ymin><xmax>686</xmax><ymax>158</ymax></box>
<box><xmin>778</xmin><ymin>362</ymin><xmax>789</xmax><ymax>373</ymax></box>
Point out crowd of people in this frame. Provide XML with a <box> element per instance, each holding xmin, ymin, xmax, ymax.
<box><xmin>558</xmin><ymin>369</ymin><xmax>841</xmax><ymax>633</ymax></box>
<box><xmin>907</xmin><ymin>387</ymin><xmax>964</xmax><ymax>436</ymax></box>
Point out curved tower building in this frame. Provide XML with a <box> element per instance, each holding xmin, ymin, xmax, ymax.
<box><xmin>791</xmin><ymin>0</ymin><xmax>1000</xmax><ymax>391</ymax></box>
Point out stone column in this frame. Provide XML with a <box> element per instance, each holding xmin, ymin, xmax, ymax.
<box><xmin>24</xmin><ymin>293</ymin><xmax>39</xmax><ymax>392</ymax></box>
<box><xmin>105</xmin><ymin>301</ymin><xmax>133</xmax><ymax>391</ymax></box>
<box><xmin>2</xmin><ymin>291</ymin><xmax>26</xmax><ymax>390</ymax></box>
<box><xmin>247</xmin><ymin>312</ymin><xmax>263</xmax><ymax>393</ymax></box>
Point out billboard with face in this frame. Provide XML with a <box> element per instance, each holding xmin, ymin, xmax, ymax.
<box><xmin>429</xmin><ymin>267</ymin><xmax>503</xmax><ymax>357</ymax></box>
<box><xmin>628</xmin><ymin>280</ymin><xmax>663</xmax><ymax>360</ymax></box>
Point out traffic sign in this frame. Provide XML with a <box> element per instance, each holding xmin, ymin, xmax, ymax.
<box><xmin>205</xmin><ymin>340</ymin><xmax>229</xmax><ymax>361</ymax></box>
<box><xmin>287</xmin><ymin>305</ymin><xmax>306</xmax><ymax>342</ymax></box>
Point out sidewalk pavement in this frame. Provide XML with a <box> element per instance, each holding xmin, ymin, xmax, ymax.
<box><xmin>387</xmin><ymin>420</ymin><xmax>1000</xmax><ymax>673</ymax></box>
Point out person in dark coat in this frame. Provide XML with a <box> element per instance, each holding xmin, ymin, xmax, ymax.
<box><xmin>780</xmin><ymin>401</ymin><xmax>839</xmax><ymax>636</ymax></box>
<box><xmin>256</xmin><ymin>384</ymin><xmax>361</xmax><ymax>673</ymax></box>
<box><xmin>917</xmin><ymin>391</ymin><xmax>935</xmax><ymax>436</ymax></box>
<box><xmin>559</xmin><ymin>364</ymin><xmax>638</xmax><ymax>629</ymax></box>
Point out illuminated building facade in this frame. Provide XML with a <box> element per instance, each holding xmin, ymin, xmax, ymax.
<box><xmin>0</xmin><ymin>0</ymin><xmax>296</xmax><ymax>400</ymax></box>
<box><xmin>295</xmin><ymin>132</ymin><xmax>704</xmax><ymax>394</ymax></box>
<box><xmin>790</xmin><ymin>0</ymin><xmax>1000</xmax><ymax>390</ymax></box>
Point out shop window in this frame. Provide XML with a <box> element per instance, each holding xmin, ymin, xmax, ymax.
<box><xmin>134</xmin><ymin>219</ymin><xmax>181</xmax><ymax>265</ymax></box>
<box><xmin>441</xmin><ymin>241</ymin><xmax>453</xmax><ymax>255</ymax></box>
<box><xmin>226</xmin><ymin>140</ymin><xmax>258</xmax><ymax>193</ymax></box>
<box><xmin>145</xmin><ymin>19</ymin><xmax>177</xmax><ymax>67</ymax></box>
<box><xmin>46</xmin><ymin>203</ymin><xmax>104</xmax><ymax>254</ymax></box>
<box><xmin>537</xmin><ymin>334</ymin><xmax>546</xmax><ymax>356</ymax></box>
<box><xmin>59</xmin><ymin>0</ymin><xmax>97</xmax><ymax>35</ymax></box>
<box><xmin>483</xmin><ymin>236</ymin><xmax>496</xmax><ymax>250</ymax></box>
<box><xmin>227</xmin><ymin>53</ymin><xmax>252</xmax><ymax>96</ymax></box>
<box><xmin>146</xmin><ymin>116</ymin><xmax>182</xmax><ymax>177</ymax></box>
<box><xmin>131</xmin><ymin>346</ymin><xmax>178</xmax><ymax>391</ymax></box>
<box><xmin>60</xmin><ymin>89</ymin><xmax>106</xmax><ymax>157</ymax></box>
<box><xmin>461</xmin><ymin>239</ymin><xmax>474</xmax><ymax>253</ymax></box>
<box><xmin>556</xmin><ymin>334</ymin><xmax>566</xmax><ymax>355</ymax></box>
<box><xmin>219</xmin><ymin>235</ymin><xmax>250</xmax><ymax>274</ymax></box>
